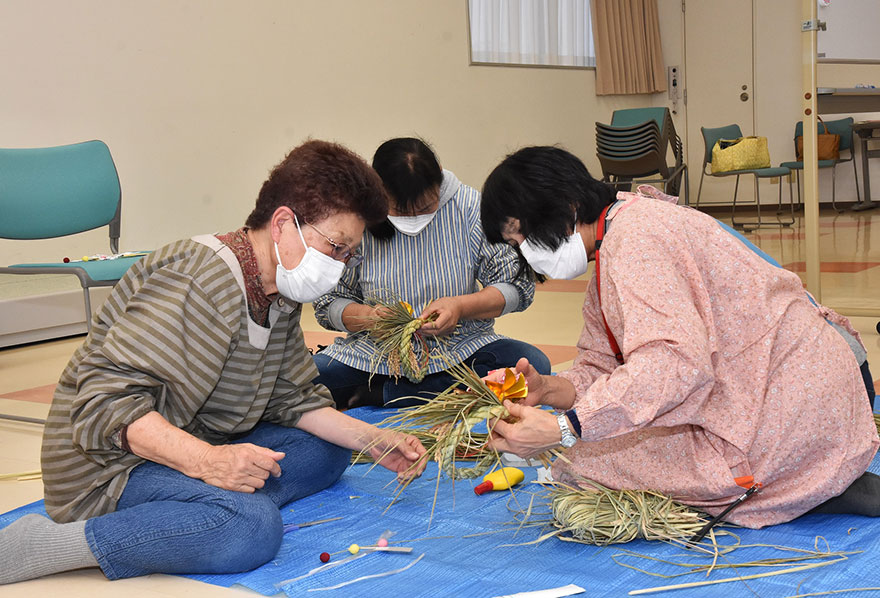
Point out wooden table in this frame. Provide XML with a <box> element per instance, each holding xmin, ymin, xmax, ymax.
<box><xmin>817</xmin><ymin>87</ymin><xmax>880</xmax><ymax>114</ymax></box>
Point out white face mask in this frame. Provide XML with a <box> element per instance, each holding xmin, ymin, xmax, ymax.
<box><xmin>519</xmin><ymin>229</ymin><xmax>589</xmax><ymax>280</ymax></box>
<box><xmin>387</xmin><ymin>212</ymin><xmax>436</xmax><ymax>236</ymax></box>
<box><xmin>274</xmin><ymin>215</ymin><xmax>345</xmax><ymax>303</ymax></box>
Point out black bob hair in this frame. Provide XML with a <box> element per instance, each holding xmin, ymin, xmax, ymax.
<box><xmin>480</xmin><ymin>145</ymin><xmax>615</xmax><ymax>251</ymax></box>
<box><xmin>369</xmin><ymin>137</ymin><xmax>444</xmax><ymax>240</ymax></box>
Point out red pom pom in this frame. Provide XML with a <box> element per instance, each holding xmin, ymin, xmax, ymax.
<box><xmin>63</xmin><ymin>257</ymin><xmax>70</xmax><ymax>263</ymax></box>
<box><xmin>319</xmin><ymin>552</ymin><xmax>330</xmax><ymax>563</ymax></box>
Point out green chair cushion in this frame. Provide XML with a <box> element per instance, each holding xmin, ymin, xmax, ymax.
<box><xmin>779</xmin><ymin>160</ymin><xmax>836</xmax><ymax>170</ymax></box>
<box><xmin>10</xmin><ymin>254</ymin><xmax>147</xmax><ymax>282</ymax></box>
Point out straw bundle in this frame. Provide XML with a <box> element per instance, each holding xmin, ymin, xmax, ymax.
<box><xmin>545</xmin><ymin>479</ymin><xmax>711</xmax><ymax>546</ymax></box>
<box><xmin>360</xmin><ymin>297</ymin><xmax>438</xmax><ymax>383</ymax></box>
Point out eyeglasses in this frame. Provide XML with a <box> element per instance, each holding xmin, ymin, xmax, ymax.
<box><xmin>304</xmin><ymin>221</ymin><xmax>363</xmax><ymax>267</ymax></box>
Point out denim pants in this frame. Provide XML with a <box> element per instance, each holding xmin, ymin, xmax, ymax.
<box><xmin>313</xmin><ymin>338</ymin><xmax>552</xmax><ymax>408</ymax></box>
<box><xmin>84</xmin><ymin>423</ymin><xmax>351</xmax><ymax>580</ymax></box>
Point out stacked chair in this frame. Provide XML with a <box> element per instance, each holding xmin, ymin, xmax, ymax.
<box><xmin>595</xmin><ymin>107</ymin><xmax>688</xmax><ymax>204</ymax></box>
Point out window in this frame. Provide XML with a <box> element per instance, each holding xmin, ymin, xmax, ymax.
<box><xmin>468</xmin><ymin>0</ymin><xmax>595</xmax><ymax>68</ymax></box>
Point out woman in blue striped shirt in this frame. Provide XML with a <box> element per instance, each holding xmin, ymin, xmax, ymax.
<box><xmin>313</xmin><ymin>138</ymin><xmax>550</xmax><ymax>408</ymax></box>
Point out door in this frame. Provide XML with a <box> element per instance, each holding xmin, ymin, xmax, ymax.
<box><xmin>685</xmin><ymin>0</ymin><xmax>756</xmax><ymax>205</ymax></box>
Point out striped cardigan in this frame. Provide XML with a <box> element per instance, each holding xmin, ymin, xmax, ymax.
<box><xmin>41</xmin><ymin>236</ymin><xmax>332</xmax><ymax>523</ymax></box>
<box><xmin>313</xmin><ymin>170</ymin><xmax>535</xmax><ymax>375</ymax></box>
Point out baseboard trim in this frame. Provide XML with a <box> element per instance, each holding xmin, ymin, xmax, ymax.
<box><xmin>0</xmin><ymin>288</ymin><xmax>110</xmax><ymax>348</ymax></box>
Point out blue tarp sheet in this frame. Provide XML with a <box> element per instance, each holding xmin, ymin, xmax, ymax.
<box><xmin>3</xmin><ymin>406</ymin><xmax>880</xmax><ymax>597</ymax></box>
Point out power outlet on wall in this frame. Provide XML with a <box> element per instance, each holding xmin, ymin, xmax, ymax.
<box><xmin>667</xmin><ymin>65</ymin><xmax>680</xmax><ymax>102</ymax></box>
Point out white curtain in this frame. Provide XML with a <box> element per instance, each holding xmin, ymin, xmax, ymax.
<box><xmin>469</xmin><ymin>0</ymin><xmax>595</xmax><ymax>67</ymax></box>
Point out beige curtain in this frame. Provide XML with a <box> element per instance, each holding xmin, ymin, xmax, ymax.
<box><xmin>592</xmin><ymin>0</ymin><xmax>666</xmax><ymax>95</ymax></box>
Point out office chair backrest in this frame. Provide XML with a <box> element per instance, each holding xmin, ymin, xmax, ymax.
<box><xmin>792</xmin><ymin>117</ymin><xmax>856</xmax><ymax>154</ymax></box>
<box><xmin>701</xmin><ymin>124</ymin><xmax>744</xmax><ymax>166</ymax></box>
<box><xmin>823</xmin><ymin>117</ymin><xmax>856</xmax><ymax>152</ymax></box>
<box><xmin>0</xmin><ymin>140</ymin><xmax>121</xmax><ymax>241</ymax></box>
<box><xmin>611</xmin><ymin>108</ymin><xmax>669</xmax><ymax>134</ymax></box>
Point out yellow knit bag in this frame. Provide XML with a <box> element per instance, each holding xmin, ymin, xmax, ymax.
<box><xmin>711</xmin><ymin>136</ymin><xmax>771</xmax><ymax>173</ymax></box>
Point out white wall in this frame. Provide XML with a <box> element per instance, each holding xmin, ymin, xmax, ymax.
<box><xmin>0</xmin><ymin>1</ymin><xmax>684</xmax><ymax>271</ymax></box>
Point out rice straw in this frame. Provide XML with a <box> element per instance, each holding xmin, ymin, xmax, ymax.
<box><xmin>357</xmin><ymin>295</ymin><xmax>440</xmax><ymax>383</ymax></box>
<box><xmin>0</xmin><ymin>470</ymin><xmax>42</xmax><ymax>481</ymax></box>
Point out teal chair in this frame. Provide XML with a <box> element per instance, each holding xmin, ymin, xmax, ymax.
<box><xmin>780</xmin><ymin>117</ymin><xmax>859</xmax><ymax>213</ymax></box>
<box><xmin>696</xmin><ymin>124</ymin><xmax>794</xmax><ymax>229</ymax></box>
<box><xmin>0</xmin><ymin>140</ymin><xmax>147</xmax><ymax>332</ymax></box>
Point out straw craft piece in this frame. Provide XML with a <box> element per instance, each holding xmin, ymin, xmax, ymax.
<box><xmin>517</xmin><ymin>479</ymin><xmax>713</xmax><ymax>547</ymax></box>
<box><xmin>500</xmin><ymin>480</ymin><xmax>870</xmax><ymax>594</ymax></box>
<box><xmin>359</xmin><ymin>297</ymin><xmax>439</xmax><ymax>383</ymax></box>
<box><xmin>366</xmin><ymin>361</ymin><xmax>541</xmax><ymax>483</ymax></box>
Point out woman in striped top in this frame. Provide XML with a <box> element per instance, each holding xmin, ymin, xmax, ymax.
<box><xmin>313</xmin><ymin>138</ymin><xmax>551</xmax><ymax>408</ymax></box>
<box><xmin>0</xmin><ymin>140</ymin><xmax>426</xmax><ymax>585</ymax></box>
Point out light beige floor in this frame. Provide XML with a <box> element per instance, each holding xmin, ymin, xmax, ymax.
<box><xmin>1</xmin><ymin>207</ymin><xmax>878</xmax><ymax>597</ymax></box>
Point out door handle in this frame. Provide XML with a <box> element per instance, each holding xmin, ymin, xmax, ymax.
<box><xmin>740</xmin><ymin>92</ymin><xmax>749</xmax><ymax>102</ymax></box>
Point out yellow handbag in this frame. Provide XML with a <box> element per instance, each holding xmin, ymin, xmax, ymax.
<box><xmin>711</xmin><ymin>136</ymin><xmax>771</xmax><ymax>173</ymax></box>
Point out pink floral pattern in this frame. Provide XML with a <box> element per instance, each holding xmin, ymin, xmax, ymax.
<box><xmin>555</xmin><ymin>193</ymin><xmax>878</xmax><ymax>528</ymax></box>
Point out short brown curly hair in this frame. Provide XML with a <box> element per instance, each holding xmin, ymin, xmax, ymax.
<box><xmin>245</xmin><ymin>140</ymin><xmax>388</xmax><ymax>229</ymax></box>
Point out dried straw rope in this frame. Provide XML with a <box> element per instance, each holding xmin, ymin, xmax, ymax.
<box><xmin>358</xmin><ymin>297</ymin><xmax>439</xmax><ymax>383</ymax></box>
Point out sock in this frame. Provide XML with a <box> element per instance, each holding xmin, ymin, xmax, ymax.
<box><xmin>808</xmin><ymin>472</ymin><xmax>880</xmax><ymax>517</ymax></box>
<box><xmin>0</xmin><ymin>514</ymin><xmax>99</xmax><ymax>585</ymax></box>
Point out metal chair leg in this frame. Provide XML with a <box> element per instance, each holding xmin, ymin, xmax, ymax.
<box><xmin>684</xmin><ymin>168</ymin><xmax>690</xmax><ymax>206</ymax></box>
<box><xmin>777</xmin><ymin>175</ymin><xmax>784</xmax><ymax>212</ymax></box>
<box><xmin>832</xmin><ymin>167</ymin><xmax>843</xmax><ymax>213</ymax></box>
<box><xmin>82</xmin><ymin>287</ymin><xmax>93</xmax><ymax>331</ymax></box>
<box><xmin>754</xmin><ymin>177</ymin><xmax>763</xmax><ymax>228</ymax></box>
<box><xmin>731</xmin><ymin>175</ymin><xmax>743</xmax><ymax>228</ymax></box>
<box><xmin>853</xmin><ymin>155</ymin><xmax>861</xmax><ymax>202</ymax></box>
<box><xmin>779</xmin><ymin>176</ymin><xmax>794</xmax><ymax>226</ymax></box>
<box><xmin>696</xmin><ymin>170</ymin><xmax>706</xmax><ymax>208</ymax></box>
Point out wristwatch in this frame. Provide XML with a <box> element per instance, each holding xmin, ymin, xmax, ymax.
<box><xmin>556</xmin><ymin>413</ymin><xmax>578</xmax><ymax>448</ymax></box>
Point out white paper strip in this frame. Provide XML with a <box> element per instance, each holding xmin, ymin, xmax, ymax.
<box><xmin>494</xmin><ymin>584</ymin><xmax>586</xmax><ymax>598</ymax></box>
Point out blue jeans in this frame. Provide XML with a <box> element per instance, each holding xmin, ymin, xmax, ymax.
<box><xmin>84</xmin><ymin>423</ymin><xmax>350</xmax><ymax>580</ymax></box>
<box><xmin>313</xmin><ymin>338</ymin><xmax>552</xmax><ymax>408</ymax></box>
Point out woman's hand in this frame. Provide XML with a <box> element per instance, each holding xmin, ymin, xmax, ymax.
<box><xmin>193</xmin><ymin>443</ymin><xmax>285</xmax><ymax>493</ymax></box>
<box><xmin>487</xmin><ymin>401</ymin><xmax>565</xmax><ymax>460</ymax></box>
<box><xmin>484</xmin><ymin>357</ymin><xmax>548</xmax><ymax>408</ymax></box>
<box><xmin>418</xmin><ymin>297</ymin><xmax>462</xmax><ymax>336</ymax></box>
<box><xmin>368</xmin><ymin>430</ymin><xmax>428</xmax><ymax>482</ymax></box>
<box><xmin>341</xmin><ymin>302</ymin><xmax>394</xmax><ymax>332</ymax></box>
<box><xmin>485</xmin><ymin>357</ymin><xmax>577</xmax><ymax>410</ymax></box>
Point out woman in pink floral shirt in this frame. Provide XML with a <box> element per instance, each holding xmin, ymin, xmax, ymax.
<box><xmin>480</xmin><ymin>146</ymin><xmax>879</xmax><ymax>528</ymax></box>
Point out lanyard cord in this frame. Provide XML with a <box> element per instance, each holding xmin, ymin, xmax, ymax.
<box><xmin>594</xmin><ymin>203</ymin><xmax>624</xmax><ymax>365</ymax></box>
